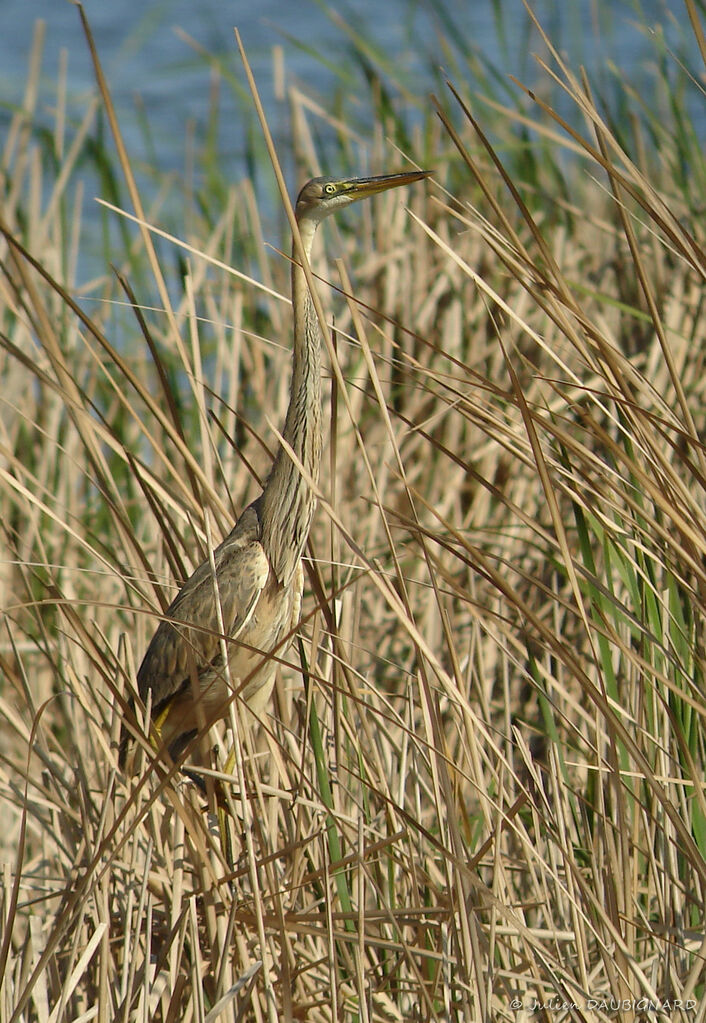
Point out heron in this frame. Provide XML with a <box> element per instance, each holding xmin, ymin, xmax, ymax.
<box><xmin>122</xmin><ymin>169</ymin><xmax>431</xmax><ymax>768</ymax></box>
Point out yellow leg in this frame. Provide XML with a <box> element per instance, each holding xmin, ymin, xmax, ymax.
<box><xmin>217</xmin><ymin>745</ymin><xmax>238</xmax><ymax>867</ymax></box>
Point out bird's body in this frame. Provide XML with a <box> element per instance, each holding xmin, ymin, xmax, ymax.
<box><xmin>127</xmin><ymin>170</ymin><xmax>430</xmax><ymax>764</ymax></box>
<box><xmin>135</xmin><ymin>501</ymin><xmax>303</xmax><ymax>757</ymax></box>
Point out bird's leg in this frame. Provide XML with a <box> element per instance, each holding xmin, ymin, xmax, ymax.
<box><xmin>149</xmin><ymin>699</ymin><xmax>172</xmax><ymax>751</ymax></box>
<box><xmin>217</xmin><ymin>696</ymin><xmax>265</xmax><ymax>874</ymax></box>
<box><xmin>217</xmin><ymin>742</ymin><xmax>238</xmax><ymax>870</ymax></box>
<box><xmin>221</xmin><ymin>743</ymin><xmax>237</xmax><ymax>776</ymax></box>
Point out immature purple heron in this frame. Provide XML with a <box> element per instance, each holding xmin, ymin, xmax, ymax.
<box><xmin>123</xmin><ymin>170</ymin><xmax>431</xmax><ymax>766</ymax></box>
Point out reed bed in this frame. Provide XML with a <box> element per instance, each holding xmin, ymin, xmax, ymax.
<box><xmin>1</xmin><ymin>6</ymin><xmax>706</xmax><ymax>1021</ymax></box>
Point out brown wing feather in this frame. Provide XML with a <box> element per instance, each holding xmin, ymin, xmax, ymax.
<box><xmin>136</xmin><ymin>503</ymin><xmax>270</xmax><ymax>714</ymax></box>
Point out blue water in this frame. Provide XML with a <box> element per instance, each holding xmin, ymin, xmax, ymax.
<box><xmin>0</xmin><ymin>0</ymin><xmax>699</xmax><ymax>237</ymax></box>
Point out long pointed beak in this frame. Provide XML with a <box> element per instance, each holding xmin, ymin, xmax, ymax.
<box><xmin>343</xmin><ymin>169</ymin><xmax>432</xmax><ymax>200</ymax></box>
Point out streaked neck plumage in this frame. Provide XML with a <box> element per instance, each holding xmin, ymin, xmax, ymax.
<box><xmin>259</xmin><ymin>216</ymin><xmax>323</xmax><ymax>585</ymax></box>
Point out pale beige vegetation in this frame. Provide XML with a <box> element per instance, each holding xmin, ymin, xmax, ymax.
<box><xmin>1</xmin><ymin>8</ymin><xmax>706</xmax><ymax>1023</ymax></box>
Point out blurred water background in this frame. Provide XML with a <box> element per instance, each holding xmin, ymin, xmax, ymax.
<box><xmin>0</xmin><ymin>0</ymin><xmax>700</xmax><ymax>252</ymax></box>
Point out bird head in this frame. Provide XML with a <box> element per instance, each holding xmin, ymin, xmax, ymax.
<box><xmin>295</xmin><ymin>170</ymin><xmax>431</xmax><ymax>224</ymax></box>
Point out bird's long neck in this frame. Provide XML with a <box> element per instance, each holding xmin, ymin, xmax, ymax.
<box><xmin>259</xmin><ymin>219</ymin><xmax>323</xmax><ymax>584</ymax></box>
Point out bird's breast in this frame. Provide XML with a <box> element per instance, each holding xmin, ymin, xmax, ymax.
<box><xmin>228</xmin><ymin>560</ymin><xmax>304</xmax><ymax>708</ymax></box>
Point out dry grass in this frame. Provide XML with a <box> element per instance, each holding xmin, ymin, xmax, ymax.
<box><xmin>2</xmin><ymin>8</ymin><xmax>706</xmax><ymax>1023</ymax></box>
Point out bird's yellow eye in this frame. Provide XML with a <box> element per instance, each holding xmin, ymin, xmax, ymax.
<box><xmin>324</xmin><ymin>183</ymin><xmax>336</xmax><ymax>195</ymax></box>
